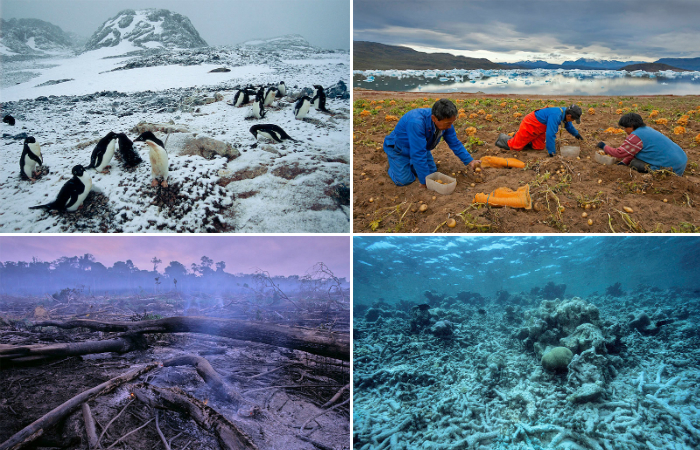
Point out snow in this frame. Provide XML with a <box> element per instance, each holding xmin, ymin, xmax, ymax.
<box><xmin>0</xmin><ymin>44</ymin><xmax>350</xmax><ymax>233</ymax></box>
<box><xmin>26</xmin><ymin>37</ymin><xmax>37</xmax><ymax>50</ymax></box>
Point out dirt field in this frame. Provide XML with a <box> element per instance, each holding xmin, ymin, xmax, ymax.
<box><xmin>353</xmin><ymin>91</ymin><xmax>700</xmax><ymax>233</ymax></box>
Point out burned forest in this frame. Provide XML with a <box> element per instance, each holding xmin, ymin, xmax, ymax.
<box><xmin>0</xmin><ymin>262</ymin><xmax>350</xmax><ymax>450</ymax></box>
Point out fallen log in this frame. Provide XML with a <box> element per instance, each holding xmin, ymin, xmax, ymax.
<box><xmin>132</xmin><ymin>383</ymin><xmax>259</xmax><ymax>450</ymax></box>
<box><xmin>0</xmin><ymin>335</ymin><xmax>146</xmax><ymax>366</ymax></box>
<box><xmin>81</xmin><ymin>403</ymin><xmax>98</xmax><ymax>449</ymax></box>
<box><xmin>0</xmin><ymin>363</ymin><xmax>158</xmax><ymax>450</ymax></box>
<box><xmin>33</xmin><ymin>316</ymin><xmax>349</xmax><ymax>361</ymax></box>
<box><xmin>163</xmin><ymin>355</ymin><xmax>243</xmax><ymax>406</ymax></box>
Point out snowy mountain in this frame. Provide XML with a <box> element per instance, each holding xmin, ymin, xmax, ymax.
<box><xmin>0</xmin><ymin>18</ymin><xmax>77</xmax><ymax>56</ymax></box>
<box><xmin>84</xmin><ymin>9</ymin><xmax>207</xmax><ymax>53</ymax></box>
<box><xmin>560</xmin><ymin>58</ymin><xmax>647</xmax><ymax>70</ymax></box>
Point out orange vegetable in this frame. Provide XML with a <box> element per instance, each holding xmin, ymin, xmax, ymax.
<box><xmin>360</xmin><ymin>110</ymin><xmax>371</xmax><ymax>117</ymax></box>
<box><xmin>674</xmin><ymin>126</ymin><xmax>686</xmax><ymax>135</ymax></box>
<box><xmin>588</xmin><ymin>108</ymin><xmax>595</xmax><ymax>115</ymax></box>
<box><xmin>385</xmin><ymin>115</ymin><xmax>399</xmax><ymax>122</ymax></box>
<box><xmin>465</xmin><ymin>127</ymin><xmax>477</xmax><ymax>136</ymax></box>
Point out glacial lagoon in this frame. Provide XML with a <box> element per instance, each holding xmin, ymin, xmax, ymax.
<box><xmin>353</xmin><ymin>69</ymin><xmax>700</xmax><ymax>96</ymax></box>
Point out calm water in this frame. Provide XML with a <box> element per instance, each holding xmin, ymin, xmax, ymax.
<box><xmin>354</xmin><ymin>236</ymin><xmax>700</xmax><ymax>305</ymax></box>
<box><xmin>353</xmin><ymin>71</ymin><xmax>700</xmax><ymax>96</ymax></box>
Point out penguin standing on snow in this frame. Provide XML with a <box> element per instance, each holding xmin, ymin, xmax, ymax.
<box><xmin>87</xmin><ymin>131</ymin><xmax>118</xmax><ymax>173</ymax></box>
<box><xmin>20</xmin><ymin>136</ymin><xmax>43</xmax><ymax>181</ymax></box>
<box><xmin>294</xmin><ymin>96</ymin><xmax>312</xmax><ymax>120</ymax></box>
<box><xmin>4</xmin><ymin>115</ymin><xmax>16</xmax><ymax>126</ymax></box>
<box><xmin>250</xmin><ymin>124</ymin><xmax>298</xmax><ymax>143</ymax></box>
<box><xmin>276</xmin><ymin>81</ymin><xmax>286</xmax><ymax>98</ymax></box>
<box><xmin>29</xmin><ymin>165</ymin><xmax>92</xmax><ymax>212</ymax></box>
<box><xmin>232</xmin><ymin>89</ymin><xmax>250</xmax><ymax>107</ymax></box>
<box><xmin>311</xmin><ymin>85</ymin><xmax>328</xmax><ymax>112</ymax></box>
<box><xmin>134</xmin><ymin>131</ymin><xmax>169</xmax><ymax>187</ymax></box>
<box><xmin>263</xmin><ymin>86</ymin><xmax>277</xmax><ymax>107</ymax></box>
<box><xmin>251</xmin><ymin>87</ymin><xmax>266</xmax><ymax>119</ymax></box>
<box><xmin>116</xmin><ymin>133</ymin><xmax>142</xmax><ymax>168</ymax></box>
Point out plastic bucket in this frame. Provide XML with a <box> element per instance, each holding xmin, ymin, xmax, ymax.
<box><xmin>426</xmin><ymin>172</ymin><xmax>457</xmax><ymax>194</ymax></box>
<box><xmin>560</xmin><ymin>145</ymin><xmax>580</xmax><ymax>159</ymax></box>
<box><xmin>594</xmin><ymin>151</ymin><xmax>618</xmax><ymax>165</ymax></box>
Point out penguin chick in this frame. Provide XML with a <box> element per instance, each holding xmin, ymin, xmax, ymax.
<box><xmin>30</xmin><ymin>165</ymin><xmax>92</xmax><ymax>212</ymax></box>
<box><xmin>294</xmin><ymin>96</ymin><xmax>312</xmax><ymax>120</ymax></box>
<box><xmin>134</xmin><ymin>131</ymin><xmax>169</xmax><ymax>187</ymax></box>
<box><xmin>20</xmin><ymin>136</ymin><xmax>43</xmax><ymax>181</ymax></box>
<box><xmin>87</xmin><ymin>131</ymin><xmax>118</xmax><ymax>173</ymax></box>
<box><xmin>250</xmin><ymin>124</ymin><xmax>298</xmax><ymax>143</ymax></box>
<box><xmin>116</xmin><ymin>133</ymin><xmax>143</xmax><ymax>167</ymax></box>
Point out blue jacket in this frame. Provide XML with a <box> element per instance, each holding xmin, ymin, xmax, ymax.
<box><xmin>534</xmin><ymin>107</ymin><xmax>581</xmax><ymax>155</ymax></box>
<box><xmin>384</xmin><ymin>108</ymin><xmax>473</xmax><ymax>184</ymax></box>
<box><xmin>631</xmin><ymin>126</ymin><xmax>687</xmax><ymax>176</ymax></box>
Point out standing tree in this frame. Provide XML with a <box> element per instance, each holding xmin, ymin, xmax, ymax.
<box><xmin>154</xmin><ymin>276</ymin><xmax>161</xmax><ymax>294</ymax></box>
<box><xmin>151</xmin><ymin>257</ymin><xmax>162</xmax><ymax>273</ymax></box>
<box><xmin>173</xmin><ymin>278</ymin><xmax>178</xmax><ymax>291</ymax></box>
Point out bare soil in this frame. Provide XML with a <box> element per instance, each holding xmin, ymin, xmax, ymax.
<box><xmin>0</xmin><ymin>293</ymin><xmax>349</xmax><ymax>449</ymax></box>
<box><xmin>353</xmin><ymin>91</ymin><xmax>700</xmax><ymax>233</ymax></box>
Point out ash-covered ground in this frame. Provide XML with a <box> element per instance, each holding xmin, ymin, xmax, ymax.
<box><xmin>1</xmin><ymin>43</ymin><xmax>350</xmax><ymax>232</ymax></box>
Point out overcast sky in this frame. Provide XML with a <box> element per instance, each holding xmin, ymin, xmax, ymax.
<box><xmin>1</xmin><ymin>0</ymin><xmax>350</xmax><ymax>50</ymax></box>
<box><xmin>354</xmin><ymin>0</ymin><xmax>700</xmax><ymax>63</ymax></box>
<box><xmin>0</xmin><ymin>236</ymin><xmax>350</xmax><ymax>278</ymax></box>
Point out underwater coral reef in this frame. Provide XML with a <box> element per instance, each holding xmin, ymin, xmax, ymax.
<box><xmin>353</xmin><ymin>286</ymin><xmax>700</xmax><ymax>449</ymax></box>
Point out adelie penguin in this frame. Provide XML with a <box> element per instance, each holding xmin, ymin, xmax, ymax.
<box><xmin>312</xmin><ymin>85</ymin><xmax>328</xmax><ymax>112</ymax></box>
<box><xmin>250</xmin><ymin>124</ymin><xmax>298</xmax><ymax>143</ymax></box>
<box><xmin>3</xmin><ymin>114</ymin><xmax>16</xmax><ymax>126</ymax></box>
<box><xmin>30</xmin><ymin>165</ymin><xmax>92</xmax><ymax>212</ymax></box>
<box><xmin>20</xmin><ymin>136</ymin><xmax>43</xmax><ymax>181</ymax></box>
<box><xmin>116</xmin><ymin>133</ymin><xmax>142</xmax><ymax>168</ymax></box>
<box><xmin>134</xmin><ymin>131</ymin><xmax>169</xmax><ymax>187</ymax></box>
<box><xmin>263</xmin><ymin>86</ymin><xmax>277</xmax><ymax>107</ymax></box>
<box><xmin>294</xmin><ymin>96</ymin><xmax>312</xmax><ymax>120</ymax></box>
<box><xmin>276</xmin><ymin>81</ymin><xmax>286</xmax><ymax>98</ymax></box>
<box><xmin>87</xmin><ymin>131</ymin><xmax>118</xmax><ymax>173</ymax></box>
<box><xmin>232</xmin><ymin>89</ymin><xmax>250</xmax><ymax>107</ymax></box>
<box><xmin>251</xmin><ymin>87</ymin><xmax>266</xmax><ymax>119</ymax></box>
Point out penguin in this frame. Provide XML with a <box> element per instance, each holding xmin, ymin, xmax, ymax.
<box><xmin>232</xmin><ymin>89</ymin><xmax>250</xmax><ymax>107</ymax></box>
<box><xmin>276</xmin><ymin>81</ymin><xmax>286</xmax><ymax>98</ymax></box>
<box><xmin>294</xmin><ymin>96</ymin><xmax>312</xmax><ymax>120</ymax></box>
<box><xmin>20</xmin><ymin>136</ymin><xmax>43</xmax><ymax>181</ymax></box>
<box><xmin>263</xmin><ymin>87</ymin><xmax>277</xmax><ymax>107</ymax></box>
<box><xmin>134</xmin><ymin>131</ymin><xmax>169</xmax><ymax>187</ymax></box>
<box><xmin>311</xmin><ymin>85</ymin><xmax>328</xmax><ymax>112</ymax></box>
<box><xmin>116</xmin><ymin>133</ymin><xmax>142</xmax><ymax>168</ymax></box>
<box><xmin>250</xmin><ymin>124</ymin><xmax>298</xmax><ymax>143</ymax></box>
<box><xmin>30</xmin><ymin>165</ymin><xmax>92</xmax><ymax>212</ymax></box>
<box><xmin>87</xmin><ymin>131</ymin><xmax>118</xmax><ymax>173</ymax></box>
<box><xmin>251</xmin><ymin>87</ymin><xmax>265</xmax><ymax>119</ymax></box>
<box><xmin>3</xmin><ymin>114</ymin><xmax>16</xmax><ymax>126</ymax></box>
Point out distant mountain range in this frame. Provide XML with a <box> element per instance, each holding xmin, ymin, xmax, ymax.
<box><xmin>354</xmin><ymin>41</ymin><xmax>700</xmax><ymax>71</ymax></box>
<box><xmin>354</xmin><ymin>41</ymin><xmax>502</xmax><ymax>70</ymax></box>
<box><xmin>0</xmin><ymin>18</ymin><xmax>78</xmax><ymax>56</ymax></box>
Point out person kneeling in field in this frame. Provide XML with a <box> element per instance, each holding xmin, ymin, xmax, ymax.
<box><xmin>383</xmin><ymin>99</ymin><xmax>480</xmax><ymax>187</ymax></box>
<box><xmin>597</xmin><ymin>113</ymin><xmax>687</xmax><ymax>176</ymax></box>
<box><xmin>495</xmin><ymin>105</ymin><xmax>584</xmax><ymax>157</ymax></box>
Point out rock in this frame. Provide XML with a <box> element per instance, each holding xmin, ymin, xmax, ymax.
<box><xmin>541</xmin><ymin>346</ymin><xmax>573</xmax><ymax>372</ymax></box>
<box><xmin>431</xmin><ymin>320</ymin><xmax>454</xmax><ymax>338</ymax></box>
<box><xmin>214</xmin><ymin>92</ymin><xmax>224</xmax><ymax>102</ymax></box>
<box><xmin>209</xmin><ymin>67</ymin><xmax>231</xmax><ymax>73</ymax></box>
<box><xmin>560</xmin><ymin>323</ymin><xmax>606</xmax><ymax>354</ymax></box>
<box><xmin>326</xmin><ymin>80</ymin><xmax>349</xmax><ymax>99</ymax></box>
<box><xmin>567</xmin><ymin>382</ymin><xmax>605</xmax><ymax>403</ymax></box>
<box><xmin>259</xmin><ymin>145</ymin><xmax>280</xmax><ymax>155</ymax></box>
<box><xmin>182</xmin><ymin>136</ymin><xmax>240</xmax><ymax>160</ymax></box>
<box><xmin>365</xmin><ymin>308</ymin><xmax>382</xmax><ymax>322</ymax></box>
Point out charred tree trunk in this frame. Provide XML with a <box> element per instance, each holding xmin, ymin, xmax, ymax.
<box><xmin>0</xmin><ymin>335</ymin><xmax>146</xmax><ymax>366</ymax></box>
<box><xmin>163</xmin><ymin>355</ymin><xmax>243</xmax><ymax>407</ymax></box>
<box><xmin>33</xmin><ymin>317</ymin><xmax>349</xmax><ymax>361</ymax></box>
<box><xmin>0</xmin><ymin>363</ymin><xmax>158</xmax><ymax>450</ymax></box>
<box><xmin>132</xmin><ymin>383</ymin><xmax>258</xmax><ymax>450</ymax></box>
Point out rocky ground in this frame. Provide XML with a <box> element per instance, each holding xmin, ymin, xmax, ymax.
<box><xmin>353</xmin><ymin>91</ymin><xmax>700</xmax><ymax>233</ymax></box>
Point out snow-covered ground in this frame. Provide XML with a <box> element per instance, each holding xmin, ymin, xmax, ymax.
<box><xmin>0</xmin><ymin>44</ymin><xmax>350</xmax><ymax>233</ymax></box>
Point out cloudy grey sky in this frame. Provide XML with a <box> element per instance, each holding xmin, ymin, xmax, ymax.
<box><xmin>1</xmin><ymin>0</ymin><xmax>350</xmax><ymax>50</ymax></box>
<box><xmin>354</xmin><ymin>0</ymin><xmax>700</xmax><ymax>63</ymax></box>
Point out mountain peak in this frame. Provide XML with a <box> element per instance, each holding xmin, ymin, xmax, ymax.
<box><xmin>84</xmin><ymin>9</ymin><xmax>207</xmax><ymax>53</ymax></box>
<box><xmin>0</xmin><ymin>17</ymin><xmax>76</xmax><ymax>56</ymax></box>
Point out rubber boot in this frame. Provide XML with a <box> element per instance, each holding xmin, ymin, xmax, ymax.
<box><xmin>495</xmin><ymin>133</ymin><xmax>512</xmax><ymax>150</ymax></box>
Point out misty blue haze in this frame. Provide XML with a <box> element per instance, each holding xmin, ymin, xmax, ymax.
<box><xmin>353</xmin><ymin>236</ymin><xmax>700</xmax><ymax>305</ymax></box>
